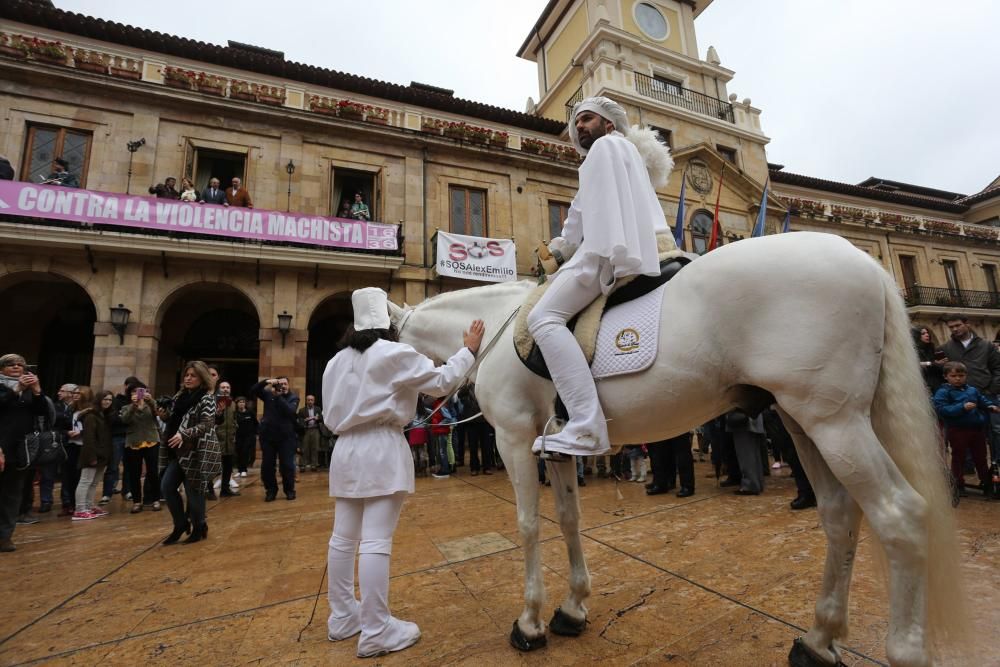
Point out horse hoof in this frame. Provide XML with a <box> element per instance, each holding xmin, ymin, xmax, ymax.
<box><xmin>788</xmin><ymin>638</ymin><xmax>847</xmax><ymax>667</ymax></box>
<box><xmin>549</xmin><ymin>607</ymin><xmax>586</xmax><ymax>637</ymax></box>
<box><xmin>509</xmin><ymin>621</ymin><xmax>547</xmax><ymax>651</ymax></box>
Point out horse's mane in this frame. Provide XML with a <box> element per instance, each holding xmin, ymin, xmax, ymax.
<box><xmin>415</xmin><ymin>280</ymin><xmax>535</xmax><ymax>310</ymax></box>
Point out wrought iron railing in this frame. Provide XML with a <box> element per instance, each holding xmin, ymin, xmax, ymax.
<box><xmin>634</xmin><ymin>73</ymin><xmax>735</xmax><ymax>123</ymax></box>
<box><xmin>565</xmin><ymin>87</ymin><xmax>583</xmax><ymax>122</ymax></box>
<box><xmin>904</xmin><ymin>286</ymin><xmax>1000</xmax><ymax>310</ymax></box>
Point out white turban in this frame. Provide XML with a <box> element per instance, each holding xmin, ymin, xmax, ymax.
<box><xmin>568</xmin><ymin>96</ymin><xmax>630</xmax><ymax>155</ymax></box>
<box><xmin>352</xmin><ymin>287</ymin><xmax>390</xmax><ymax>331</ymax></box>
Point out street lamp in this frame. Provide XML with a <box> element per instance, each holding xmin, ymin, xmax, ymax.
<box><xmin>277</xmin><ymin>310</ymin><xmax>293</xmax><ymax>348</ymax></box>
<box><xmin>110</xmin><ymin>303</ymin><xmax>131</xmax><ymax>345</ymax></box>
<box><xmin>125</xmin><ymin>138</ymin><xmax>145</xmax><ymax>195</ymax></box>
<box><xmin>285</xmin><ymin>159</ymin><xmax>295</xmax><ymax>212</ymax></box>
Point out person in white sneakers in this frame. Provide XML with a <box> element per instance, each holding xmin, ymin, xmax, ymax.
<box><xmin>528</xmin><ymin>96</ymin><xmax>671</xmax><ymax>461</ymax></box>
<box><xmin>322</xmin><ymin>287</ymin><xmax>484</xmax><ymax>658</ymax></box>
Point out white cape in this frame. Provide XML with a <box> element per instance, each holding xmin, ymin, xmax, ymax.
<box><xmin>560</xmin><ymin>133</ymin><xmax>666</xmax><ymax>290</ymax></box>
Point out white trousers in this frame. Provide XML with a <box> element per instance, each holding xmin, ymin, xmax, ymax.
<box><xmin>328</xmin><ymin>493</ymin><xmax>418</xmax><ymax>654</ymax></box>
<box><xmin>527</xmin><ymin>266</ymin><xmax>610</xmax><ymax>456</ymax></box>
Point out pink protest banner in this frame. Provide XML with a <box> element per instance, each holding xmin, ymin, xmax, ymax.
<box><xmin>0</xmin><ymin>181</ymin><xmax>399</xmax><ymax>251</ymax></box>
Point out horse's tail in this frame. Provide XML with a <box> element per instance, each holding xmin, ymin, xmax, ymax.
<box><xmin>870</xmin><ymin>268</ymin><xmax>970</xmax><ymax>656</ymax></box>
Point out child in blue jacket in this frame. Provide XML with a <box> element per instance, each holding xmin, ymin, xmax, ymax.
<box><xmin>933</xmin><ymin>361</ymin><xmax>999</xmax><ymax>497</ymax></box>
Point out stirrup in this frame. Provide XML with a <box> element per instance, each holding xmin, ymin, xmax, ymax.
<box><xmin>536</xmin><ymin>417</ymin><xmax>573</xmax><ymax>463</ymax></box>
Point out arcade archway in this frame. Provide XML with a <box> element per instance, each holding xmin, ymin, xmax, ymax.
<box><xmin>155</xmin><ymin>284</ymin><xmax>260</xmax><ymax>398</ymax></box>
<box><xmin>0</xmin><ymin>272</ymin><xmax>96</xmax><ymax>389</ymax></box>
<box><xmin>306</xmin><ymin>293</ymin><xmax>353</xmax><ymax>400</ymax></box>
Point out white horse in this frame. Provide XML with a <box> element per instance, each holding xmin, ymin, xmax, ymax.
<box><xmin>389</xmin><ymin>232</ymin><xmax>967</xmax><ymax>667</ymax></box>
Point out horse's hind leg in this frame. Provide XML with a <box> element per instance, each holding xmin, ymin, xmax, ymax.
<box><xmin>546</xmin><ymin>456</ymin><xmax>590</xmax><ymax>636</ymax></box>
<box><xmin>796</xmin><ymin>414</ymin><xmax>932</xmax><ymax>667</ymax></box>
<box><xmin>780</xmin><ymin>411</ymin><xmax>861</xmax><ymax>667</ymax></box>
<box><xmin>497</xmin><ymin>425</ymin><xmax>548</xmax><ymax>650</ymax></box>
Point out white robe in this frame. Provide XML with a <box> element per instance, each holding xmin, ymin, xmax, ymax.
<box><xmin>322</xmin><ymin>339</ymin><xmax>474</xmax><ymax>498</ymax></box>
<box><xmin>557</xmin><ymin>132</ymin><xmax>667</xmax><ymax>292</ymax></box>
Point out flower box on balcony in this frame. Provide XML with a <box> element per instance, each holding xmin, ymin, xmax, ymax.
<box><xmin>75</xmin><ymin>60</ymin><xmax>107</xmax><ymax>74</ymax></box>
<box><xmin>257</xmin><ymin>94</ymin><xmax>283</xmax><ymax>106</ymax></box>
<box><xmin>337</xmin><ymin>100</ymin><xmax>366</xmax><ymax>120</ymax></box>
<box><xmin>255</xmin><ymin>85</ymin><xmax>285</xmax><ymax>106</ymax></box>
<box><xmin>0</xmin><ymin>43</ymin><xmax>29</xmax><ymax>59</ymax></box>
<box><xmin>109</xmin><ymin>66</ymin><xmax>140</xmax><ymax>80</ymax></box>
<box><xmin>230</xmin><ymin>80</ymin><xmax>255</xmax><ymax>101</ymax></box>
<box><xmin>443</xmin><ymin>124</ymin><xmax>467</xmax><ymax>140</ymax></box>
<box><xmin>198</xmin><ymin>85</ymin><xmax>224</xmax><ymax>96</ymax></box>
<box><xmin>520</xmin><ymin>140</ymin><xmax>543</xmax><ymax>154</ymax></box>
<box><xmin>164</xmin><ymin>77</ymin><xmax>190</xmax><ymax>90</ymax></box>
<box><xmin>27</xmin><ymin>38</ymin><xmax>68</xmax><ymax>65</ymax></box>
<box><xmin>365</xmin><ymin>116</ymin><xmax>388</xmax><ymax>125</ymax></box>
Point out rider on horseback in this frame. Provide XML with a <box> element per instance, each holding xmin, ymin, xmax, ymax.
<box><xmin>529</xmin><ymin>96</ymin><xmax>671</xmax><ymax>459</ymax></box>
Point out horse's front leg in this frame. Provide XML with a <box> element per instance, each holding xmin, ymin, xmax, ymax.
<box><xmin>546</xmin><ymin>456</ymin><xmax>590</xmax><ymax>637</ymax></box>
<box><xmin>497</xmin><ymin>427</ymin><xmax>549</xmax><ymax>651</ymax></box>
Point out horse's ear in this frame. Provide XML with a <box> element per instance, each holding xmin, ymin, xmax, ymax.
<box><xmin>387</xmin><ymin>300</ymin><xmax>406</xmax><ymax>325</ymax></box>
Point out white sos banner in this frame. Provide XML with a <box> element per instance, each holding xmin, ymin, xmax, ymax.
<box><xmin>436</xmin><ymin>231</ymin><xmax>517</xmax><ymax>283</ymax></box>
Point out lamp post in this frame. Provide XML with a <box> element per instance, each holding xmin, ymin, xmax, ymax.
<box><xmin>110</xmin><ymin>303</ymin><xmax>131</xmax><ymax>345</ymax></box>
<box><xmin>277</xmin><ymin>310</ymin><xmax>293</xmax><ymax>348</ymax></box>
<box><xmin>125</xmin><ymin>138</ymin><xmax>146</xmax><ymax>195</ymax></box>
<box><xmin>285</xmin><ymin>159</ymin><xmax>295</xmax><ymax>212</ymax></box>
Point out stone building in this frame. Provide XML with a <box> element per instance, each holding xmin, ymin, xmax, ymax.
<box><xmin>1</xmin><ymin>0</ymin><xmax>998</xmax><ymax>398</ymax></box>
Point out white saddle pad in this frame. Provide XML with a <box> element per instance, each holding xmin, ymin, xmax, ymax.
<box><xmin>590</xmin><ymin>284</ymin><xmax>665</xmax><ymax>379</ymax></box>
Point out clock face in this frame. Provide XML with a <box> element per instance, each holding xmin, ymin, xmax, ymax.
<box><xmin>635</xmin><ymin>2</ymin><xmax>669</xmax><ymax>41</ymax></box>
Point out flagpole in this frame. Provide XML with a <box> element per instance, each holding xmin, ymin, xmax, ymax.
<box><xmin>674</xmin><ymin>163</ymin><xmax>688</xmax><ymax>250</ymax></box>
<box><xmin>751</xmin><ymin>176</ymin><xmax>770</xmax><ymax>238</ymax></box>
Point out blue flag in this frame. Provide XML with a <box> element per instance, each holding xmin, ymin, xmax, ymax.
<box><xmin>751</xmin><ymin>179</ymin><xmax>769</xmax><ymax>238</ymax></box>
<box><xmin>674</xmin><ymin>166</ymin><xmax>687</xmax><ymax>250</ymax></box>
<box><xmin>781</xmin><ymin>210</ymin><xmax>791</xmax><ymax>234</ymax></box>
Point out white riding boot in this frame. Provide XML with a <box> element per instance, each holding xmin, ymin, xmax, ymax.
<box><xmin>527</xmin><ymin>269</ymin><xmax>610</xmax><ymax>458</ymax></box>
<box><xmin>327</xmin><ymin>534</ymin><xmax>362</xmax><ymax>641</ymax></box>
<box><xmin>629</xmin><ymin>457</ymin><xmax>640</xmax><ymax>482</ymax></box>
<box><xmin>636</xmin><ymin>458</ymin><xmax>647</xmax><ymax>483</ymax></box>
<box><xmin>356</xmin><ymin>538</ymin><xmax>421</xmax><ymax>658</ymax></box>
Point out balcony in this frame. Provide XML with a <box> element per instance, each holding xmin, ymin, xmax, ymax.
<box><xmin>634</xmin><ymin>73</ymin><xmax>735</xmax><ymax>123</ymax></box>
<box><xmin>565</xmin><ymin>87</ymin><xmax>583</xmax><ymax>122</ymax></box>
<box><xmin>904</xmin><ymin>286</ymin><xmax>1000</xmax><ymax>310</ymax></box>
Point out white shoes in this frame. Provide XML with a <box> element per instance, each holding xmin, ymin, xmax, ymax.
<box><xmin>532</xmin><ymin>429</ymin><xmax>609</xmax><ymax>459</ymax></box>
<box><xmin>327</xmin><ymin>603</ymin><xmax>362</xmax><ymax>642</ymax></box>
<box><xmin>356</xmin><ymin>617</ymin><xmax>421</xmax><ymax>659</ymax></box>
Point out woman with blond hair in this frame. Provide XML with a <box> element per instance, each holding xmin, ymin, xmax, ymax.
<box><xmin>159</xmin><ymin>360</ymin><xmax>220</xmax><ymax>545</ymax></box>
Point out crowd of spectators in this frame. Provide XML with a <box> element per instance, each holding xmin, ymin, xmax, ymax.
<box><xmin>4</xmin><ymin>311</ymin><xmax>997</xmax><ymax>554</ymax></box>
<box><xmin>150</xmin><ymin>175</ymin><xmax>253</xmax><ymax>208</ymax></box>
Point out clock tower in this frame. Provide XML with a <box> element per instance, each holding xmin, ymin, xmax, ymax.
<box><xmin>518</xmin><ymin>0</ymin><xmax>780</xmax><ymax>246</ymax></box>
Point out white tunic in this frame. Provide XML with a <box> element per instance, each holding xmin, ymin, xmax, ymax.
<box><xmin>322</xmin><ymin>339</ymin><xmax>474</xmax><ymax>498</ymax></box>
<box><xmin>558</xmin><ymin>132</ymin><xmax>667</xmax><ymax>293</ymax></box>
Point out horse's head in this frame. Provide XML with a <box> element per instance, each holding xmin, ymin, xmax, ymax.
<box><xmin>387</xmin><ymin>300</ymin><xmax>413</xmax><ymax>335</ymax></box>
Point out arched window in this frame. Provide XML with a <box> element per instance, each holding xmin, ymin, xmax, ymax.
<box><xmin>690</xmin><ymin>210</ymin><xmax>717</xmax><ymax>255</ymax></box>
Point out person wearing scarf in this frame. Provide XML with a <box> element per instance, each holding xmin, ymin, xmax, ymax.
<box><xmin>158</xmin><ymin>360</ymin><xmax>221</xmax><ymax>545</ymax></box>
<box><xmin>321</xmin><ymin>288</ymin><xmax>484</xmax><ymax>658</ymax></box>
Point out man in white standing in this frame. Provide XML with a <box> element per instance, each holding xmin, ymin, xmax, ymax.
<box><xmin>528</xmin><ymin>96</ymin><xmax>672</xmax><ymax>460</ymax></box>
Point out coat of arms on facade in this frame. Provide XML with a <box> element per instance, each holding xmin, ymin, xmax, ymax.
<box><xmin>686</xmin><ymin>159</ymin><xmax>713</xmax><ymax>195</ymax></box>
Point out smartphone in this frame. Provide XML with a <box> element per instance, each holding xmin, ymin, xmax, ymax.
<box><xmin>24</xmin><ymin>364</ymin><xmax>38</xmax><ymax>372</ymax></box>
<box><xmin>933</xmin><ymin>350</ymin><xmax>946</xmax><ymax>360</ymax></box>
<box><xmin>136</xmin><ymin>387</ymin><xmax>147</xmax><ymax>401</ymax></box>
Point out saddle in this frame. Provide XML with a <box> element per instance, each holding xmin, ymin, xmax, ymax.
<box><xmin>514</xmin><ymin>234</ymin><xmax>692</xmax><ymax>380</ymax></box>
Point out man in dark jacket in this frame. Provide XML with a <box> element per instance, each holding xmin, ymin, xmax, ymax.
<box><xmin>251</xmin><ymin>376</ymin><xmax>299</xmax><ymax>501</ymax></box>
<box><xmin>0</xmin><ymin>354</ymin><xmax>50</xmax><ymax>553</ymax></box>
<box><xmin>198</xmin><ymin>177</ymin><xmax>229</xmax><ymax>206</ymax></box>
<box><xmin>939</xmin><ymin>315</ymin><xmax>1000</xmax><ymax>460</ymax></box>
<box><xmin>54</xmin><ymin>384</ymin><xmax>79</xmax><ymax>515</ymax></box>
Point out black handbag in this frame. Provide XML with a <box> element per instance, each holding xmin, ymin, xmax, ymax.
<box><xmin>17</xmin><ymin>416</ymin><xmax>66</xmax><ymax>470</ymax></box>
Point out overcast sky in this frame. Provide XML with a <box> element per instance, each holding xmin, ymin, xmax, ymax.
<box><xmin>56</xmin><ymin>0</ymin><xmax>999</xmax><ymax>194</ymax></box>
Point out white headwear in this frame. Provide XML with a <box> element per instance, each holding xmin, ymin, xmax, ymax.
<box><xmin>568</xmin><ymin>96</ymin><xmax>630</xmax><ymax>156</ymax></box>
<box><xmin>567</xmin><ymin>96</ymin><xmax>674</xmax><ymax>188</ymax></box>
<box><xmin>352</xmin><ymin>287</ymin><xmax>390</xmax><ymax>331</ymax></box>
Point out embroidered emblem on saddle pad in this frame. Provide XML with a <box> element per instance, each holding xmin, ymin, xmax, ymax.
<box><xmin>589</xmin><ymin>285</ymin><xmax>665</xmax><ymax>378</ymax></box>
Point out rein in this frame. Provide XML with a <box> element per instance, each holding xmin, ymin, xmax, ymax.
<box><xmin>403</xmin><ymin>306</ymin><xmax>521</xmax><ymax>432</ymax></box>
